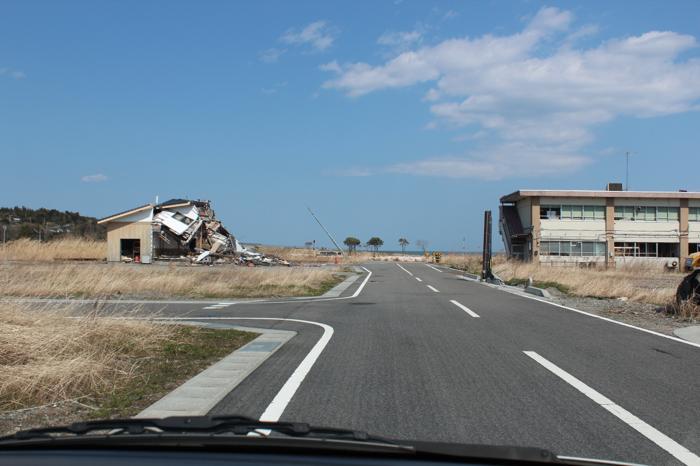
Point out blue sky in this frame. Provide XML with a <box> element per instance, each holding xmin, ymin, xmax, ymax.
<box><xmin>2</xmin><ymin>0</ymin><xmax>700</xmax><ymax>251</ymax></box>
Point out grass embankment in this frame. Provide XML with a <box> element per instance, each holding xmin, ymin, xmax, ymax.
<box><xmin>0</xmin><ymin>303</ymin><xmax>257</xmax><ymax>422</ymax></box>
<box><xmin>494</xmin><ymin>261</ymin><xmax>681</xmax><ymax>305</ymax></box>
<box><xmin>439</xmin><ymin>253</ymin><xmax>506</xmax><ymax>275</ymax></box>
<box><xmin>441</xmin><ymin>254</ymin><xmax>697</xmax><ymax>320</ymax></box>
<box><xmin>0</xmin><ymin>263</ymin><xmax>342</xmax><ymax>299</ymax></box>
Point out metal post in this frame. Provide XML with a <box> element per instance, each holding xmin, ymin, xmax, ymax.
<box><xmin>482</xmin><ymin>210</ymin><xmax>493</xmax><ymax>280</ymax></box>
<box><xmin>462</xmin><ymin>236</ymin><xmax>467</xmax><ymax>269</ymax></box>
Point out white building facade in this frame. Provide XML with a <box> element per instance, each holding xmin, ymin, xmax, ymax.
<box><xmin>499</xmin><ymin>187</ymin><xmax>700</xmax><ymax>270</ymax></box>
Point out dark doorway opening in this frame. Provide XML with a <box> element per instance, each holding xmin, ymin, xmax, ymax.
<box><xmin>120</xmin><ymin>239</ymin><xmax>141</xmax><ymax>259</ymax></box>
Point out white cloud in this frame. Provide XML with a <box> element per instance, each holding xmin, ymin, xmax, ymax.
<box><xmin>1</xmin><ymin>67</ymin><xmax>25</xmax><ymax>79</ymax></box>
<box><xmin>322</xmin><ymin>6</ymin><xmax>700</xmax><ymax>179</ymax></box>
<box><xmin>281</xmin><ymin>20</ymin><xmax>337</xmax><ymax>52</ymax></box>
<box><xmin>259</xmin><ymin>48</ymin><xmax>285</xmax><ymax>63</ymax></box>
<box><xmin>377</xmin><ymin>30</ymin><xmax>423</xmax><ymax>52</ymax></box>
<box><xmin>387</xmin><ymin>144</ymin><xmax>590</xmax><ymax>180</ymax></box>
<box><xmin>443</xmin><ymin>10</ymin><xmax>459</xmax><ymax>21</ymax></box>
<box><xmin>81</xmin><ymin>174</ymin><xmax>108</xmax><ymax>183</ymax></box>
<box><xmin>260</xmin><ymin>81</ymin><xmax>287</xmax><ymax>95</ymax></box>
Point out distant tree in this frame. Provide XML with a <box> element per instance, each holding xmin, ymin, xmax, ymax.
<box><xmin>343</xmin><ymin>236</ymin><xmax>361</xmax><ymax>254</ymax></box>
<box><xmin>366</xmin><ymin>237</ymin><xmax>384</xmax><ymax>255</ymax></box>
<box><xmin>415</xmin><ymin>239</ymin><xmax>428</xmax><ymax>254</ymax></box>
<box><xmin>398</xmin><ymin>238</ymin><xmax>409</xmax><ymax>254</ymax></box>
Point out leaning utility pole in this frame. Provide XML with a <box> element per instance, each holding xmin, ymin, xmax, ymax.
<box><xmin>482</xmin><ymin>210</ymin><xmax>493</xmax><ymax>280</ymax></box>
<box><xmin>307</xmin><ymin>207</ymin><xmax>344</xmax><ymax>254</ymax></box>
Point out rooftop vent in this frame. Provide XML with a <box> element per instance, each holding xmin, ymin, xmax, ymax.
<box><xmin>606</xmin><ymin>182</ymin><xmax>623</xmax><ymax>191</ymax></box>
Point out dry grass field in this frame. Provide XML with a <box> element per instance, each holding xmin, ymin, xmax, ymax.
<box><xmin>0</xmin><ymin>239</ymin><xmax>343</xmax><ymax>299</ymax></box>
<box><xmin>0</xmin><ymin>263</ymin><xmax>342</xmax><ymax>299</ymax></box>
<box><xmin>259</xmin><ymin>246</ymin><xmax>425</xmax><ymax>264</ymax></box>
<box><xmin>0</xmin><ymin>302</ymin><xmax>256</xmax><ymax>431</ymax></box>
<box><xmin>0</xmin><ymin>238</ymin><xmax>106</xmax><ymax>261</ymax></box>
<box><xmin>0</xmin><ymin>303</ymin><xmax>171</xmax><ymax>410</ymax></box>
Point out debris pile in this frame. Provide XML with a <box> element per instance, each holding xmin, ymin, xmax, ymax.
<box><xmin>152</xmin><ymin>199</ymin><xmax>287</xmax><ymax>265</ymax></box>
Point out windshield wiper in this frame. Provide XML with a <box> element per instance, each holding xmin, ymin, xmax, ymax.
<box><xmin>3</xmin><ymin>415</ymin><xmax>397</xmax><ymax>445</ymax></box>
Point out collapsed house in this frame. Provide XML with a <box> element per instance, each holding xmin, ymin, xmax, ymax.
<box><xmin>98</xmin><ymin>199</ymin><xmax>288</xmax><ymax>265</ymax></box>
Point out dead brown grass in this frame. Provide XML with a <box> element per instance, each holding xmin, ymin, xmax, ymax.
<box><xmin>0</xmin><ymin>262</ymin><xmax>341</xmax><ymax>299</ymax></box>
<box><xmin>494</xmin><ymin>261</ymin><xmax>682</xmax><ymax>305</ymax></box>
<box><xmin>259</xmin><ymin>246</ymin><xmax>425</xmax><ymax>264</ymax></box>
<box><xmin>0</xmin><ymin>303</ymin><xmax>173</xmax><ymax>410</ymax></box>
<box><xmin>0</xmin><ymin>238</ymin><xmax>106</xmax><ymax>261</ymax></box>
<box><xmin>439</xmin><ymin>253</ymin><xmax>507</xmax><ymax>274</ymax></box>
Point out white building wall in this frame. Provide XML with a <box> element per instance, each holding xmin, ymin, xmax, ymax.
<box><xmin>540</xmin><ymin>220</ymin><xmax>606</xmax><ymax>241</ymax></box>
<box><xmin>613</xmin><ymin>221</ymin><xmax>680</xmax><ymax>243</ymax></box>
<box><xmin>540</xmin><ymin>197</ymin><xmax>606</xmax><ymax>206</ymax></box>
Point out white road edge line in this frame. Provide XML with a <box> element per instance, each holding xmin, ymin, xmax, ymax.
<box><xmin>450</xmin><ymin>299</ymin><xmax>480</xmax><ymax>318</ymax></box>
<box><xmin>504</xmin><ymin>288</ymin><xmax>700</xmax><ymax>350</ymax></box>
<box><xmin>415</xmin><ymin>277</ymin><xmax>423</xmax><ymax>282</ymax></box>
<box><xmin>425</xmin><ymin>264</ymin><xmax>443</xmax><ymax>273</ymax></box>
<box><xmin>144</xmin><ymin>316</ymin><xmax>332</xmax><ymax>427</ymax></box>
<box><xmin>524</xmin><ymin>351</ymin><xmax>700</xmax><ymax>466</ymax></box>
<box><xmin>239</xmin><ymin>266</ymin><xmax>373</xmax><ymax>306</ymax></box>
<box><xmin>427</xmin><ymin>285</ymin><xmax>439</xmax><ymax>293</ymax></box>
<box><xmin>397</xmin><ymin>263</ymin><xmax>413</xmax><ymax>276</ymax></box>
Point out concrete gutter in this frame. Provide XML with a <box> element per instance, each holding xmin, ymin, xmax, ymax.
<box><xmin>136</xmin><ymin>323</ymin><xmax>295</xmax><ymax>418</ymax></box>
<box><xmin>673</xmin><ymin>326</ymin><xmax>700</xmax><ymax>344</ymax></box>
<box><xmin>524</xmin><ymin>286</ymin><xmax>552</xmax><ymax>298</ymax></box>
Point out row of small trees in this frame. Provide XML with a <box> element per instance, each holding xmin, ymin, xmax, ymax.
<box><xmin>342</xmin><ymin>237</ymin><xmax>417</xmax><ymax>254</ymax></box>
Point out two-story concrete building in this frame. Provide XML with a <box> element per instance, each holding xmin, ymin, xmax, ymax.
<box><xmin>499</xmin><ymin>184</ymin><xmax>700</xmax><ymax>269</ymax></box>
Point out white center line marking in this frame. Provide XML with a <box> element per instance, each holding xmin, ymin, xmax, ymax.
<box><xmin>427</xmin><ymin>285</ymin><xmax>439</xmax><ymax>293</ymax></box>
<box><xmin>415</xmin><ymin>277</ymin><xmax>423</xmax><ymax>282</ymax></box>
<box><xmin>425</xmin><ymin>264</ymin><xmax>443</xmax><ymax>273</ymax></box>
<box><xmin>524</xmin><ymin>351</ymin><xmax>700</xmax><ymax>466</ymax></box>
<box><xmin>450</xmin><ymin>299</ymin><xmax>480</xmax><ymax>318</ymax></box>
<box><xmin>397</xmin><ymin>263</ymin><xmax>413</xmax><ymax>276</ymax></box>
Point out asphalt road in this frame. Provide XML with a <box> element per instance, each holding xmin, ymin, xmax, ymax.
<box><xmin>52</xmin><ymin>262</ymin><xmax>700</xmax><ymax>465</ymax></box>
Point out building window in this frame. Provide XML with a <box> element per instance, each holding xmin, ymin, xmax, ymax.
<box><xmin>541</xmin><ymin>205</ymin><xmax>604</xmax><ymax>220</ymax></box>
<box><xmin>540</xmin><ymin>241</ymin><xmax>606</xmax><ymax>257</ymax></box>
<box><xmin>690</xmin><ymin>207</ymin><xmax>700</xmax><ymax>222</ymax></box>
<box><xmin>691</xmin><ymin>243</ymin><xmax>700</xmax><ymax>253</ymax></box>
<box><xmin>614</xmin><ymin>206</ymin><xmax>679</xmax><ymax>221</ymax></box>
<box><xmin>540</xmin><ymin>206</ymin><xmax>561</xmax><ymax>220</ymax></box>
<box><xmin>614</xmin><ymin>242</ymin><xmax>678</xmax><ymax>257</ymax></box>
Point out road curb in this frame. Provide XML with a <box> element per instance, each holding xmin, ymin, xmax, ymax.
<box><xmin>135</xmin><ymin>323</ymin><xmax>296</xmax><ymax>418</ymax></box>
<box><xmin>321</xmin><ymin>273</ymin><xmax>360</xmax><ymax>298</ymax></box>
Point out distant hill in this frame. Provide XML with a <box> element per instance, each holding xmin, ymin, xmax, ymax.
<box><xmin>0</xmin><ymin>206</ymin><xmax>105</xmax><ymax>241</ymax></box>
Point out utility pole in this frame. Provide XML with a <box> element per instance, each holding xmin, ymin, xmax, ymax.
<box><xmin>462</xmin><ymin>236</ymin><xmax>467</xmax><ymax>269</ymax></box>
<box><xmin>482</xmin><ymin>211</ymin><xmax>493</xmax><ymax>280</ymax></box>
<box><xmin>306</xmin><ymin>207</ymin><xmax>343</xmax><ymax>254</ymax></box>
